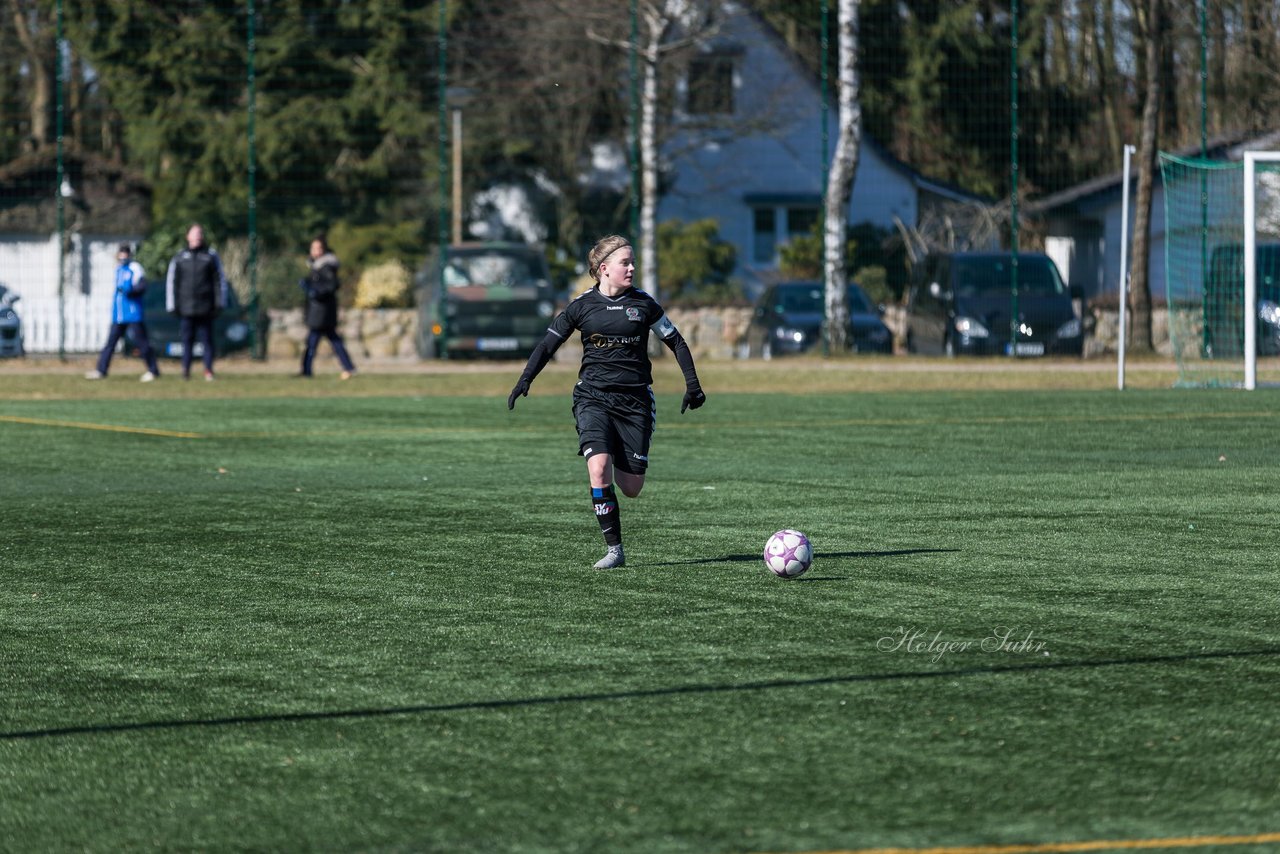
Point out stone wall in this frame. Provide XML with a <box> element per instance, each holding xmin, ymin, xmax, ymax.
<box><xmin>542</xmin><ymin>305</ymin><xmax>754</xmax><ymax>363</ymax></box>
<box><xmin>265</xmin><ymin>304</ymin><xmax>1169</xmax><ymax>361</ymax></box>
<box><xmin>664</xmin><ymin>306</ymin><xmax>755</xmax><ymax>359</ymax></box>
<box><xmin>265</xmin><ymin>306</ymin><xmax>753</xmax><ymax>362</ymax></box>
<box><xmin>266</xmin><ymin>308</ymin><xmax>418</xmax><ymax>362</ymax></box>
<box><xmin>1082</xmin><ymin>307</ymin><xmax>1174</xmax><ymax>357</ymax></box>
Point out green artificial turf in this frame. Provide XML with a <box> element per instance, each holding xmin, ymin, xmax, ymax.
<box><xmin>1</xmin><ymin>370</ymin><xmax>1278</xmax><ymax>853</ymax></box>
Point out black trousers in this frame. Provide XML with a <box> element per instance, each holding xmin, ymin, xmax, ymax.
<box><xmin>302</xmin><ymin>328</ymin><xmax>356</xmax><ymax>375</ymax></box>
<box><xmin>96</xmin><ymin>322</ymin><xmax>159</xmax><ymax>376</ymax></box>
<box><xmin>179</xmin><ymin>315</ymin><xmax>215</xmax><ymax>377</ymax></box>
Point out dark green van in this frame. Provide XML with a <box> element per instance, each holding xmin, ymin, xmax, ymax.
<box><xmin>416</xmin><ymin>242</ymin><xmax>556</xmax><ymax>359</ymax></box>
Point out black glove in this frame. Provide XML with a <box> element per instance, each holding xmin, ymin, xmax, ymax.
<box><xmin>680</xmin><ymin>386</ymin><xmax>706</xmax><ymax>414</ymax></box>
<box><xmin>508</xmin><ymin>377</ymin><xmax>531</xmax><ymax>410</ymax></box>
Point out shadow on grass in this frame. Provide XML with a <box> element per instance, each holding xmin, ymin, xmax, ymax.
<box><xmin>648</xmin><ymin>548</ymin><xmax>960</xmax><ymax>568</ymax></box>
<box><xmin>5</xmin><ymin>646</ymin><xmax>1278</xmax><ymax>743</ymax></box>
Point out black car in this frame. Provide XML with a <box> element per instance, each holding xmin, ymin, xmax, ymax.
<box><xmin>904</xmin><ymin>251</ymin><xmax>1082</xmax><ymax>357</ymax></box>
<box><xmin>126</xmin><ymin>280</ymin><xmax>251</xmax><ymax>359</ymax></box>
<box><xmin>0</xmin><ymin>283</ymin><xmax>23</xmax><ymax>357</ymax></box>
<box><xmin>1202</xmin><ymin>242</ymin><xmax>1280</xmax><ymax>358</ymax></box>
<box><xmin>744</xmin><ymin>281</ymin><xmax>893</xmax><ymax>358</ymax></box>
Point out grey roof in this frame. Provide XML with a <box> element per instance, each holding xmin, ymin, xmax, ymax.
<box><xmin>1026</xmin><ymin>129</ymin><xmax>1280</xmax><ymax>215</ymax></box>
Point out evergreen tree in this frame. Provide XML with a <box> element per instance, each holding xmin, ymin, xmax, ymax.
<box><xmin>65</xmin><ymin>1</ymin><xmax>443</xmax><ymax>249</ymax></box>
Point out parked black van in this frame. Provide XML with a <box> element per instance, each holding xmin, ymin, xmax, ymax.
<box><xmin>904</xmin><ymin>251</ymin><xmax>1082</xmax><ymax>357</ymax></box>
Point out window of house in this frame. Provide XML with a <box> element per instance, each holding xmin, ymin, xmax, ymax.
<box><xmin>687</xmin><ymin>53</ymin><xmax>736</xmax><ymax>116</ymax></box>
<box><xmin>747</xmin><ymin>198</ymin><xmax>821</xmax><ymax>267</ymax></box>
<box><xmin>753</xmin><ymin>208</ymin><xmax>776</xmax><ymax>264</ymax></box>
<box><xmin>786</xmin><ymin>207</ymin><xmax>819</xmax><ymax>240</ymax></box>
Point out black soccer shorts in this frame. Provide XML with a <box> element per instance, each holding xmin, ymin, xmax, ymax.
<box><xmin>572</xmin><ymin>383</ymin><xmax>656</xmax><ymax>475</ymax></box>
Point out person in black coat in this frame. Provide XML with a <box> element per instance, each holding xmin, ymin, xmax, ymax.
<box><xmin>506</xmin><ymin>234</ymin><xmax>706</xmax><ymax>569</ymax></box>
<box><xmin>165</xmin><ymin>223</ymin><xmax>228</xmax><ymax>381</ymax></box>
<box><xmin>299</xmin><ymin>236</ymin><xmax>357</xmax><ymax>379</ymax></box>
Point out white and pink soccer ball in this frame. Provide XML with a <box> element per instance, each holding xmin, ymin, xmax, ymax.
<box><xmin>763</xmin><ymin>529</ymin><xmax>813</xmax><ymax>578</ymax></box>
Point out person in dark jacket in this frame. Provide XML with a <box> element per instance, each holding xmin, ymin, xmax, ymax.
<box><xmin>299</xmin><ymin>236</ymin><xmax>356</xmax><ymax>379</ymax></box>
<box><xmin>86</xmin><ymin>244</ymin><xmax>161</xmax><ymax>382</ymax></box>
<box><xmin>165</xmin><ymin>223</ymin><xmax>228</xmax><ymax>381</ymax></box>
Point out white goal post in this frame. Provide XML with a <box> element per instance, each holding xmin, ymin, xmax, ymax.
<box><xmin>1242</xmin><ymin>151</ymin><xmax>1280</xmax><ymax>390</ymax></box>
<box><xmin>1161</xmin><ymin>149</ymin><xmax>1280</xmax><ymax>388</ymax></box>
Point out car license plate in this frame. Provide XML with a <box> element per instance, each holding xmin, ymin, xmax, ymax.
<box><xmin>477</xmin><ymin>337</ymin><xmax>519</xmax><ymax>351</ymax></box>
<box><xmin>1010</xmin><ymin>342</ymin><xmax>1045</xmax><ymax>356</ymax></box>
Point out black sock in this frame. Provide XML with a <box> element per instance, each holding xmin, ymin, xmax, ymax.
<box><xmin>591</xmin><ymin>486</ymin><xmax>622</xmax><ymax>547</ymax></box>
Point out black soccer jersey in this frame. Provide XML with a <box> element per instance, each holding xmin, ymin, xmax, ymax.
<box><xmin>547</xmin><ymin>287</ymin><xmax>676</xmax><ymax>389</ymax></box>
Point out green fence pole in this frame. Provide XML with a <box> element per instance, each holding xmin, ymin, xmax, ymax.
<box><xmin>56</xmin><ymin>0</ymin><xmax>65</xmax><ymax>360</ymax></box>
<box><xmin>1199</xmin><ymin>0</ymin><xmax>1209</xmax><ymax>357</ymax></box>
<box><xmin>1009</xmin><ymin>0</ymin><xmax>1020</xmax><ymax>356</ymax></box>
<box><xmin>629</xmin><ymin>0</ymin><xmax>639</xmax><ymax>242</ymax></box>
<box><xmin>820</xmin><ymin>0</ymin><xmax>829</xmax><ymax>357</ymax></box>
<box><xmin>247</xmin><ymin>0</ymin><xmax>263</xmax><ymax>359</ymax></box>
<box><xmin>438</xmin><ymin>0</ymin><xmax>449</xmax><ymax>356</ymax></box>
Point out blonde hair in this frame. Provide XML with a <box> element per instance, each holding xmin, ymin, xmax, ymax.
<box><xmin>587</xmin><ymin>235</ymin><xmax>632</xmax><ymax>283</ymax></box>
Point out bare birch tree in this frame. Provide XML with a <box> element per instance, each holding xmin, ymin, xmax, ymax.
<box><xmin>589</xmin><ymin>0</ymin><xmax>722</xmax><ymax>306</ymax></box>
<box><xmin>823</xmin><ymin>0</ymin><xmax>860</xmax><ymax>352</ymax></box>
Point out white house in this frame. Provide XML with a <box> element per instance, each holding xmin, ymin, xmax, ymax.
<box><xmin>659</xmin><ymin>3</ymin><xmax>984</xmax><ymax>292</ymax></box>
<box><xmin>0</xmin><ymin>152</ymin><xmax>150</xmax><ymax>353</ymax></box>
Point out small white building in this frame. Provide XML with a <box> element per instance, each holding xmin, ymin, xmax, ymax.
<box><xmin>0</xmin><ymin>151</ymin><xmax>150</xmax><ymax>353</ymax></box>
<box><xmin>1026</xmin><ymin>130</ymin><xmax>1280</xmax><ymax>302</ymax></box>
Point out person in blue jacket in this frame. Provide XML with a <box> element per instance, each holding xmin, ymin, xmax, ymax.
<box><xmin>86</xmin><ymin>244</ymin><xmax>161</xmax><ymax>381</ymax></box>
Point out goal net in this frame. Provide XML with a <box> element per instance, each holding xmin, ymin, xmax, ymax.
<box><xmin>1160</xmin><ymin>151</ymin><xmax>1280</xmax><ymax>388</ymax></box>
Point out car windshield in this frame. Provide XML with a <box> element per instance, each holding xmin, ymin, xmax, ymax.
<box><xmin>773</xmin><ymin>284</ymin><xmax>872</xmax><ymax>313</ymax></box>
<box><xmin>444</xmin><ymin>251</ymin><xmax>544</xmax><ymax>288</ymax></box>
<box><xmin>1209</xmin><ymin>244</ymin><xmax>1280</xmax><ymax>289</ymax></box>
<box><xmin>953</xmin><ymin>257</ymin><xmax>1065</xmax><ymax>298</ymax></box>
<box><xmin>1262</xmin><ymin>248</ymin><xmax>1280</xmax><ymax>280</ymax></box>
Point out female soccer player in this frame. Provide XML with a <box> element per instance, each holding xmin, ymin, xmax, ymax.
<box><xmin>507</xmin><ymin>234</ymin><xmax>706</xmax><ymax>569</ymax></box>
